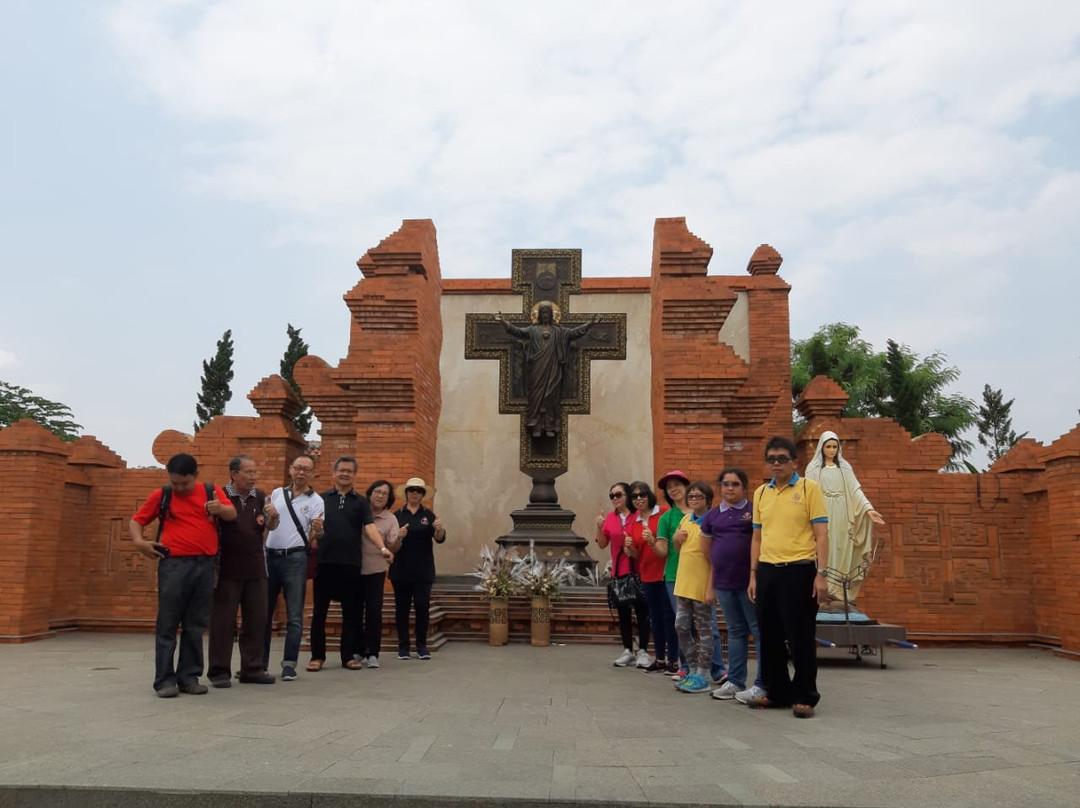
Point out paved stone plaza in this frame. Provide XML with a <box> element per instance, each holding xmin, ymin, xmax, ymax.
<box><xmin>1</xmin><ymin>634</ymin><xmax>1078</xmax><ymax>807</ymax></box>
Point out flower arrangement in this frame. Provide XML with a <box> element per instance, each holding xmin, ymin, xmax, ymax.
<box><xmin>470</xmin><ymin>544</ymin><xmax>518</xmax><ymax>600</ymax></box>
<box><xmin>579</xmin><ymin>560</ymin><xmax>610</xmax><ymax>587</ymax></box>
<box><xmin>511</xmin><ymin>549</ymin><xmax>582</xmax><ymax>601</ymax></box>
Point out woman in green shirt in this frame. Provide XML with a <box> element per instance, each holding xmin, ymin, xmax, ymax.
<box><xmin>656</xmin><ymin>470</ymin><xmax>725</xmax><ymax>682</ymax></box>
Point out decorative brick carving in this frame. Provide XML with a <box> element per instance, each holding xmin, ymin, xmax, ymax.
<box><xmin>746</xmin><ymin>244</ymin><xmax>783</xmax><ymax>275</ymax></box>
<box><xmin>661</xmin><ymin>298</ymin><xmax>736</xmax><ymax>334</ymax></box>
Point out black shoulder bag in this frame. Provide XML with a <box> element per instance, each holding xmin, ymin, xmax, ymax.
<box><xmin>282</xmin><ymin>488</ymin><xmax>318</xmax><ymax>580</ymax></box>
<box><xmin>607</xmin><ymin>545</ymin><xmax>645</xmax><ymax>609</ymax></box>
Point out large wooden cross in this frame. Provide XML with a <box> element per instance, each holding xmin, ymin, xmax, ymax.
<box><xmin>464</xmin><ymin>249</ymin><xmax>626</xmax><ymax>563</ymax></box>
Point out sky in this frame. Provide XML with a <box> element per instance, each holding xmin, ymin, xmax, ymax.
<box><xmin>1</xmin><ymin>1</ymin><xmax>1077</xmax><ymax>469</ymax></box>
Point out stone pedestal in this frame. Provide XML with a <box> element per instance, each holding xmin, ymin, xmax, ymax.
<box><xmin>495</xmin><ymin>474</ymin><xmax>595</xmax><ymax>570</ymax></box>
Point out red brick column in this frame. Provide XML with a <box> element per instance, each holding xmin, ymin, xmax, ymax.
<box><xmin>0</xmin><ymin>420</ymin><xmax>71</xmax><ymax>641</ymax></box>
<box><xmin>1039</xmin><ymin>428</ymin><xmax>1080</xmax><ymax>658</ymax></box>
<box><xmin>648</xmin><ymin>218</ymin><xmax>793</xmax><ymax>483</ymax></box>
<box><xmin>296</xmin><ymin>219</ymin><xmax>444</xmax><ymax>487</ymax></box>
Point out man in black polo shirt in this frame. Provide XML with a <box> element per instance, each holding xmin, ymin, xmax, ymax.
<box><xmin>307</xmin><ymin>455</ymin><xmax>394</xmax><ymax>671</ymax></box>
<box><xmin>208</xmin><ymin>455</ymin><xmax>276</xmax><ymax>686</ymax></box>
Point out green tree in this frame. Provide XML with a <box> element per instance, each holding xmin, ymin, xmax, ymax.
<box><xmin>791</xmin><ymin>323</ymin><xmax>884</xmax><ymax>417</ymax></box>
<box><xmin>0</xmin><ymin>380</ymin><xmax>82</xmax><ymax>441</ymax></box>
<box><xmin>280</xmin><ymin>323</ymin><xmax>312</xmax><ymax>436</ymax></box>
<box><xmin>976</xmin><ymin>384</ymin><xmax>1027</xmax><ymax>463</ymax></box>
<box><xmin>791</xmin><ymin>323</ymin><xmax>978</xmax><ymax>470</ymax></box>
<box><xmin>876</xmin><ymin>339</ymin><xmax>977</xmax><ymax>470</ymax></box>
<box><xmin>193</xmin><ymin>329</ymin><xmax>234</xmax><ymax>432</ymax></box>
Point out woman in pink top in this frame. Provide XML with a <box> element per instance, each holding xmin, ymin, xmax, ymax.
<box><xmin>595</xmin><ymin>481</ymin><xmax>651</xmax><ymax>668</ymax></box>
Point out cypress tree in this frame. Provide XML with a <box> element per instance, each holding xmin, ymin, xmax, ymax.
<box><xmin>194</xmin><ymin>329</ymin><xmax>234</xmax><ymax>432</ymax></box>
<box><xmin>280</xmin><ymin>323</ymin><xmax>312</xmax><ymax>436</ymax></box>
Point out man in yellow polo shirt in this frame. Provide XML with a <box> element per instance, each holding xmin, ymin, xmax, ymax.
<box><xmin>746</xmin><ymin>436</ymin><xmax>829</xmax><ymax>718</ymax></box>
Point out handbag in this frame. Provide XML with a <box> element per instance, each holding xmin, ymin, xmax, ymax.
<box><xmin>282</xmin><ymin>488</ymin><xmax>318</xmax><ymax>580</ymax></box>
<box><xmin>606</xmin><ymin>546</ymin><xmax>644</xmax><ymax>609</ymax></box>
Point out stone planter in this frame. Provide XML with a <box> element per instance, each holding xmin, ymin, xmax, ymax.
<box><xmin>530</xmin><ymin>595</ymin><xmax>551</xmax><ymax>647</ymax></box>
<box><xmin>488</xmin><ymin>597</ymin><xmax>509</xmax><ymax>646</ymax></box>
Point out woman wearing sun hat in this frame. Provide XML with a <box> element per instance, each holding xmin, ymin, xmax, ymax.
<box><xmin>388</xmin><ymin>477</ymin><xmax>445</xmax><ymax>660</ymax></box>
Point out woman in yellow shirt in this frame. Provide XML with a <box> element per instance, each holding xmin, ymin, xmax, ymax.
<box><xmin>671</xmin><ymin>481</ymin><xmax>716</xmax><ymax>694</ymax></box>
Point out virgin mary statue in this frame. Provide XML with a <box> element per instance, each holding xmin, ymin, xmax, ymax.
<box><xmin>804</xmin><ymin>431</ymin><xmax>885</xmax><ymax>603</ymax></box>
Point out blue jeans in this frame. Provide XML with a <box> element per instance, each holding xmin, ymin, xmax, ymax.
<box><xmin>716</xmin><ymin>587</ymin><xmax>763</xmax><ymax>690</ymax></box>
<box><xmin>263</xmin><ymin>551</ymin><xmax>307</xmax><ymax>671</ymax></box>
<box><xmin>643</xmin><ymin>580</ymin><xmax>678</xmax><ymax>663</ymax></box>
<box><xmin>666</xmin><ymin>579</ymin><xmax>724</xmax><ymax>676</ymax></box>
<box><xmin>154</xmin><ymin>555</ymin><xmax>215</xmax><ymax>691</ymax></box>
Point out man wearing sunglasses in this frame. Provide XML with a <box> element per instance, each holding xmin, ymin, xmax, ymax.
<box><xmin>263</xmin><ymin>454</ymin><xmax>324</xmax><ymax>682</ymax></box>
<box><xmin>746</xmin><ymin>436</ymin><xmax>828</xmax><ymax>719</ymax></box>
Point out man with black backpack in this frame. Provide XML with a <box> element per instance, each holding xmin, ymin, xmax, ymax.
<box><xmin>129</xmin><ymin>453</ymin><xmax>237</xmax><ymax>698</ymax></box>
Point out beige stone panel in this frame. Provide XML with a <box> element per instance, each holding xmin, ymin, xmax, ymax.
<box><xmin>718</xmin><ymin>291</ymin><xmax>750</xmax><ymax>361</ymax></box>
<box><xmin>435</xmin><ymin>292</ymin><xmax>653</xmax><ymax>575</ymax></box>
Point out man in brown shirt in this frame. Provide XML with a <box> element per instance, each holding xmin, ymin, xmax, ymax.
<box><xmin>208</xmin><ymin>455</ymin><xmax>276</xmax><ymax>686</ymax></box>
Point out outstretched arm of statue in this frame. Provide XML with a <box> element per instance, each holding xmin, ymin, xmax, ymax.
<box><xmin>567</xmin><ymin>314</ymin><xmax>601</xmax><ymax>340</ymax></box>
<box><xmin>495</xmin><ymin>313</ymin><xmax>528</xmax><ymax>338</ymax></box>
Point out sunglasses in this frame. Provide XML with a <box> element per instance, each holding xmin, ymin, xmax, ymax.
<box><xmin>630</xmin><ymin>493</ymin><xmax>647</xmax><ymax>500</ymax></box>
<box><xmin>609</xmin><ymin>492</ymin><xmax>625</xmax><ymax>500</ymax></box>
<box><xmin>766</xmin><ymin>455</ymin><xmax>792</xmax><ymax>464</ymax></box>
<box><xmin>686</xmin><ymin>493</ymin><xmax>705</xmax><ymax>500</ymax></box>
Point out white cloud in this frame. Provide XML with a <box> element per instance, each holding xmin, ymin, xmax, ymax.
<box><xmin>78</xmin><ymin>0</ymin><xmax>1080</xmax><ymax>457</ymax></box>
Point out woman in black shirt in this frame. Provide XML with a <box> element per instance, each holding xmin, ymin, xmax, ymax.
<box><xmin>388</xmin><ymin>477</ymin><xmax>446</xmax><ymax>660</ymax></box>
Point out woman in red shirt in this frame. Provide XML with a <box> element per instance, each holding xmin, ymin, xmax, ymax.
<box><xmin>626</xmin><ymin>481</ymin><xmax>675</xmax><ymax>672</ymax></box>
<box><xmin>595</xmin><ymin>481</ymin><xmax>651</xmax><ymax>668</ymax></box>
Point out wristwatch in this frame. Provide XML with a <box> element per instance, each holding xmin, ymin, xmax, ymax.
<box><xmin>817</xmin><ymin>568</ymin><xmax>828</xmax><ymax>577</ymax></box>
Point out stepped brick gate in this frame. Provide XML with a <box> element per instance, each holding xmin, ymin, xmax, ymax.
<box><xmin>2</xmin><ymin>217</ymin><xmax>1079</xmax><ymax>660</ymax></box>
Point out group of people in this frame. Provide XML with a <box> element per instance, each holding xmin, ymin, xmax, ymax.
<box><xmin>130</xmin><ymin>430</ymin><xmax>883</xmax><ymax>719</ymax></box>
<box><xmin>129</xmin><ymin>452</ymin><xmax>446</xmax><ymax>698</ymax></box>
<box><xmin>597</xmin><ymin>433</ymin><xmax>884</xmax><ymax>719</ymax></box>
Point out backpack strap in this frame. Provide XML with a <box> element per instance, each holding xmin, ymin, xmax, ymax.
<box><xmin>154</xmin><ymin>485</ymin><xmax>173</xmax><ymax>543</ymax></box>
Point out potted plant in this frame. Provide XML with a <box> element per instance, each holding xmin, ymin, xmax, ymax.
<box><xmin>470</xmin><ymin>545</ymin><xmax>517</xmax><ymax>646</ymax></box>
<box><xmin>511</xmin><ymin>550</ymin><xmax>581</xmax><ymax>647</ymax></box>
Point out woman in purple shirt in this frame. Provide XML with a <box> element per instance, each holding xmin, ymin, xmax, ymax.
<box><xmin>700</xmin><ymin>467</ymin><xmax>765</xmax><ymax>703</ymax></box>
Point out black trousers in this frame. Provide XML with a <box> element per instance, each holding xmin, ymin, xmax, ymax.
<box><xmin>616</xmin><ymin>598</ymin><xmax>651</xmax><ymax>653</ymax></box>
<box><xmin>755</xmin><ymin>562</ymin><xmax>820</xmax><ymax>707</ymax></box>
<box><xmin>355</xmin><ymin>571</ymin><xmax>386</xmax><ymax>658</ymax></box>
<box><xmin>310</xmin><ymin>563</ymin><xmax>360</xmax><ymax>665</ymax></box>
<box><xmin>392</xmin><ymin>580</ymin><xmax>432</xmax><ymax>652</ymax></box>
<box><xmin>208</xmin><ymin>577</ymin><xmax>268</xmax><ymax>680</ymax></box>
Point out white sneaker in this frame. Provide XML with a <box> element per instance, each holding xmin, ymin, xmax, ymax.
<box><xmin>711</xmin><ymin>681</ymin><xmax>740</xmax><ymax>700</ymax></box>
<box><xmin>366</xmin><ymin>656</ymin><xmax>380</xmax><ymax>669</ymax></box>
<box><xmin>735</xmin><ymin>684</ymin><xmax>767</xmax><ymax>704</ymax></box>
<box><xmin>635</xmin><ymin>649</ymin><xmax>651</xmax><ymax>669</ymax></box>
<box><xmin>613</xmin><ymin>648</ymin><xmax>634</xmax><ymax>667</ymax></box>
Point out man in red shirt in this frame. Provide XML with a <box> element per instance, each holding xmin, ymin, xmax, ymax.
<box><xmin>129</xmin><ymin>453</ymin><xmax>237</xmax><ymax>698</ymax></box>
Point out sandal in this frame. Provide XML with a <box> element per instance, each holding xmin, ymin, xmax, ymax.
<box><xmin>344</xmin><ymin>659</ymin><xmax>363</xmax><ymax>670</ymax></box>
<box><xmin>305</xmin><ymin>659</ymin><xmax>324</xmax><ymax>672</ymax></box>
<box><xmin>793</xmin><ymin>703</ymin><xmax>815</xmax><ymax>719</ymax></box>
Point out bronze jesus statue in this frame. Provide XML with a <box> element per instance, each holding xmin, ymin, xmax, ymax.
<box><xmin>495</xmin><ymin>302</ymin><xmax>599</xmax><ymax>438</ymax></box>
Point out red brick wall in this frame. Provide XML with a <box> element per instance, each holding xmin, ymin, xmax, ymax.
<box><xmin>3</xmin><ymin>217</ymin><xmax>1080</xmax><ymax>659</ymax></box>
<box><xmin>0</xmin><ymin>421</ymin><xmax>70</xmax><ymax>640</ymax></box>
<box><xmin>795</xmin><ymin>389</ymin><xmax>1079</xmax><ymax>650</ymax></box>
